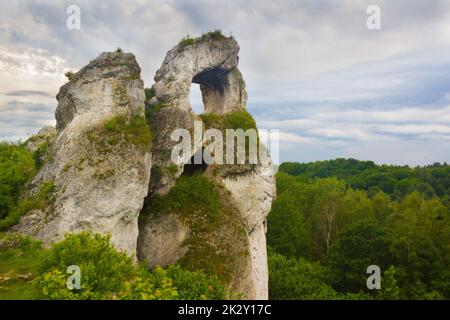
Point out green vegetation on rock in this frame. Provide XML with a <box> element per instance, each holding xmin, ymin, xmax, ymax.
<box><xmin>141</xmin><ymin>174</ymin><xmax>248</xmax><ymax>284</ymax></box>
<box><xmin>88</xmin><ymin>114</ymin><xmax>152</xmax><ymax>153</ymax></box>
<box><xmin>179</xmin><ymin>35</ymin><xmax>195</xmax><ymax>48</ymax></box>
<box><xmin>200</xmin><ymin>109</ymin><xmax>257</xmax><ymax>132</ymax></box>
<box><xmin>0</xmin><ymin>142</ymin><xmax>55</xmax><ymax>231</ymax></box>
<box><xmin>0</xmin><ymin>142</ymin><xmax>36</xmax><ymax>220</ymax></box>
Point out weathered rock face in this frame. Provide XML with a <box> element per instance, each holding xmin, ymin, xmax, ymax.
<box><xmin>146</xmin><ymin>34</ymin><xmax>249</xmax><ymax>198</ymax></box>
<box><xmin>222</xmin><ymin>155</ymin><xmax>276</xmax><ymax>299</ymax></box>
<box><xmin>12</xmin><ymin>34</ymin><xmax>275</xmax><ymax>299</ymax></box>
<box><xmin>14</xmin><ymin>51</ymin><xmax>152</xmax><ymax>255</ymax></box>
<box><xmin>24</xmin><ymin>126</ymin><xmax>57</xmax><ymax>154</ymax></box>
<box><xmin>138</xmin><ymin>34</ymin><xmax>276</xmax><ymax>299</ymax></box>
<box><xmin>152</xmin><ymin>34</ymin><xmax>245</xmax><ymax>113</ymax></box>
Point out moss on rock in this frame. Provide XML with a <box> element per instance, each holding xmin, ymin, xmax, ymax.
<box><xmin>140</xmin><ymin>174</ymin><xmax>249</xmax><ymax>284</ymax></box>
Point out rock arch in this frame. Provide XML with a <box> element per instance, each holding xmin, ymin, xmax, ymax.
<box><xmin>140</xmin><ymin>33</ymin><xmax>276</xmax><ymax>299</ymax></box>
<box><xmin>151</xmin><ymin>33</ymin><xmax>247</xmax><ymax>114</ymax></box>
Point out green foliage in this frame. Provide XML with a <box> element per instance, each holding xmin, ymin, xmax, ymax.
<box><xmin>65</xmin><ymin>71</ymin><xmax>75</xmax><ymax>81</ymax></box>
<box><xmin>166</xmin><ymin>164</ymin><xmax>179</xmax><ymax>176</ymax></box>
<box><xmin>268</xmin><ymin>251</ymin><xmax>338</xmax><ymax>300</ymax></box>
<box><xmin>166</xmin><ymin>265</ymin><xmax>230</xmax><ymax>300</ymax></box>
<box><xmin>179</xmin><ymin>35</ymin><xmax>195</xmax><ymax>48</ymax></box>
<box><xmin>200</xmin><ymin>110</ymin><xmax>257</xmax><ymax>132</ymax></box>
<box><xmin>35</xmin><ymin>232</ymin><xmax>135</xmax><ymax>299</ymax></box>
<box><xmin>328</xmin><ymin>220</ymin><xmax>391</xmax><ymax>293</ymax></box>
<box><xmin>376</xmin><ymin>266</ymin><xmax>401</xmax><ymax>300</ymax></box>
<box><xmin>102</xmin><ymin>115</ymin><xmax>152</xmax><ymax>151</ymax></box>
<box><xmin>0</xmin><ymin>180</ymin><xmax>55</xmax><ymax>231</ymax></box>
<box><xmin>268</xmin><ymin>159</ymin><xmax>450</xmax><ymax>300</ymax></box>
<box><xmin>200</xmin><ymin>30</ymin><xmax>229</xmax><ymax>41</ymax></box>
<box><xmin>268</xmin><ymin>175</ymin><xmax>374</xmax><ymax>261</ymax></box>
<box><xmin>0</xmin><ymin>142</ymin><xmax>36</xmax><ymax>220</ymax></box>
<box><xmin>142</xmin><ymin>174</ymin><xmax>247</xmax><ymax>283</ymax></box>
<box><xmin>0</xmin><ymin>233</ymin><xmax>46</xmax><ymax>299</ymax></box>
<box><xmin>279</xmin><ymin>158</ymin><xmax>450</xmax><ymax>204</ymax></box>
<box><xmin>387</xmin><ymin>192</ymin><xmax>450</xmax><ymax>298</ymax></box>
<box><xmin>267</xmin><ymin>191</ymin><xmax>310</xmax><ymax>258</ymax></box>
<box><xmin>30</xmin><ymin>232</ymin><xmax>233</xmax><ymax>300</ymax></box>
<box><xmin>33</xmin><ymin>140</ymin><xmax>50</xmax><ymax>169</ymax></box>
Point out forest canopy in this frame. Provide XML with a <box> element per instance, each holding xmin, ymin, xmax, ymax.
<box><xmin>268</xmin><ymin>159</ymin><xmax>450</xmax><ymax>300</ymax></box>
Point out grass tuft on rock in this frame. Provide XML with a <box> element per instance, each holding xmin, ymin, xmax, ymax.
<box><xmin>102</xmin><ymin>115</ymin><xmax>152</xmax><ymax>151</ymax></box>
<box><xmin>200</xmin><ymin>109</ymin><xmax>257</xmax><ymax>132</ymax></box>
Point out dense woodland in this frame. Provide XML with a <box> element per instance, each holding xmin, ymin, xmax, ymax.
<box><xmin>268</xmin><ymin>159</ymin><xmax>450</xmax><ymax>299</ymax></box>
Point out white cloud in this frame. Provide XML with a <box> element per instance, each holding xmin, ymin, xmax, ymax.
<box><xmin>1</xmin><ymin>0</ymin><xmax>450</xmax><ymax>165</ymax></box>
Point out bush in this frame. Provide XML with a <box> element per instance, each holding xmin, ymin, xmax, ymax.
<box><xmin>35</xmin><ymin>232</ymin><xmax>135</xmax><ymax>299</ymax></box>
<box><xmin>33</xmin><ymin>232</ymin><xmax>233</xmax><ymax>300</ymax></box>
<box><xmin>200</xmin><ymin>30</ymin><xmax>229</xmax><ymax>41</ymax></box>
<box><xmin>166</xmin><ymin>265</ymin><xmax>230</xmax><ymax>300</ymax></box>
<box><xmin>64</xmin><ymin>71</ymin><xmax>75</xmax><ymax>81</ymax></box>
<box><xmin>179</xmin><ymin>35</ymin><xmax>195</xmax><ymax>48</ymax></box>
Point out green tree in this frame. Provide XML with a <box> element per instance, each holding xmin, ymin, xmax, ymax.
<box><xmin>268</xmin><ymin>251</ymin><xmax>337</xmax><ymax>300</ymax></box>
<box><xmin>0</xmin><ymin>142</ymin><xmax>36</xmax><ymax>219</ymax></box>
<box><xmin>328</xmin><ymin>220</ymin><xmax>391</xmax><ymax>293</ymax></box>
<box><xmin>267</xmin><ymin>191</ymin><xmax>310</xmax><ymax>258</ymax></box>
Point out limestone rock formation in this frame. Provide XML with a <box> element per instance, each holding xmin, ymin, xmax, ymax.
<box><xmin>11</xmin><ymin>33</ymin><xmax>275</xmax><ymax>300</ymax></box>
<box><xmin>14</xmin><ymin>51</ymin><xmax>152</xmax><ymax>255</ymax></box>
<box><xmin>146</xmin><ymin>33</ymin><xmax>248</xmax><ymax>197</ymax></box>
<box><xmin>138</xmin><ymin>33</ymin><xmax>276</xmax><ymax>299</ymax></box>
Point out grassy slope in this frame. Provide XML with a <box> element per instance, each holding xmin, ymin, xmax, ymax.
<box><xmin>0</xmin><ymin>234</ymin><xmax>46</xmax><ymax>299</ymax></box>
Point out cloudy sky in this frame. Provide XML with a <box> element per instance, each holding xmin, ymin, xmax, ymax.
<box><xmin>1</xmin><ymin>0</ymin><xmax>450</xmax><ymax>166</ymax></box>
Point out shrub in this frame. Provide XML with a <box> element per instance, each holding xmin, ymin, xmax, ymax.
<box><xmin>33</xmin><ymin>232</ymin><xmax>234</xmax><ymax>300</ymax></box>
<box><xmin>200</xmin><ymin>110</ymin><xmax>257</xmax><ymax>132</ymax></box>
<box><xmin>166</xmin><ymin>265</ymin><xmax>230</xmax><ymax>300</ymax></box>
<box><xmin>201</xmin><ymin>30</ymin><xmax>228</xmax><ymax>41</ymax></box>
<box><xmin>65</xmin><ymin>71</ymin><xmax>75</xmax><ymax>81</ymax></box>
<box><xmin>36</xmin><ymin>232</ymin><xmax>135</xmax><ymax>299</ymax></box>
<box><xmin>179</xmin><ymin>35</ymin><xmax>195</xmax><ymax>48</ymax></box>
